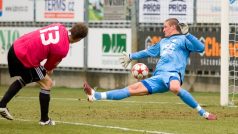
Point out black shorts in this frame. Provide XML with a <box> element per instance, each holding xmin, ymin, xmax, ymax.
<box><xmin>8</xmin><ymin>45</ymin><xmax>46</xmax><ymax>84</ymax></box>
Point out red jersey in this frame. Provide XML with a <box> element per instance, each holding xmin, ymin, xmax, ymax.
<box><xmin>13</xmin><ymin>23</ymin><xmax>69</xmax><ymax>70</ymax></box>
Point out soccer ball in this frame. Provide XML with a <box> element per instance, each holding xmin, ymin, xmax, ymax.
<box><xmin>131</xmin><ymin>63</ymin><xmax>149</xmax><ymax>79</ymax></box>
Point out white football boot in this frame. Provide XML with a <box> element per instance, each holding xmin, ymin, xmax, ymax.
<box><xmin>39</xmin><ymin>119</ymin><xmax>56</xmax><ymax>126</ymax></box>
<box><xmin>0</xmin><ymin>107</ymin><xmax>13</xmax><ymax>120</ymax></box>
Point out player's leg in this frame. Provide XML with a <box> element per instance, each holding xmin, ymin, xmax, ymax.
<box><xmin>0</xmin><ymin>78</ymin><xmax>25</xmax><ymax>120</ymax></box>
<box><xmin>36</xmin><ymin>68</ymin><xmax>55</xmax><ymax>125</ymax></box>
<box><xmin>94</xmin><ymin>87</ymin><xmax>131</xmax><ymax>100</ymax></box>
<box><xmin>83</xmin><ymin>81</ymin><xmax>147</xmax><ymax>101</ymax></box>
<box><xmin>83</xmin><ymin>75</ymin><xmax>168</xmax><ymax>101</ymax></box>
<box><xmin>169</xmin><ymin>78</ymin><xmax>217</xmax><ymax>120</ymax></box>
<box><xmin>102</xmin><ymin>82</ymin><xmax>149</xmax><ymax>99</ymax></box>
<box><xmin>0</xmin><ymin>46</ymin><xmax>27</xmax><ymax>120</ymax></box>
<box><xmin>0</xmin><ymin>78</ymin><xmax>26</xmax><ymax>108</ymax></box>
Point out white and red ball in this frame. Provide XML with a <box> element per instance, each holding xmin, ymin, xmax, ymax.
<box><xmin>131</xmin><ymin>63</ymin><xmax>149</xmax><ymax>79</ymax></box>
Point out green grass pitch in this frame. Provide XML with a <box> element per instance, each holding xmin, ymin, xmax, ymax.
<box><xmin>0</xmin><ymin>86</ymin><xmax>238</xmax><ymax>134</ymax></box>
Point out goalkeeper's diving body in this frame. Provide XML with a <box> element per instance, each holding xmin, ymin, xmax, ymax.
<box><xmin>0</xmin><ymin>23</ymin><xmax>88</xmax><ymax>125</ymax></box>
<box><xmin>83</xmin><ymin>18</ymin><xmax>217</xmax><ymax>120</ymax></box>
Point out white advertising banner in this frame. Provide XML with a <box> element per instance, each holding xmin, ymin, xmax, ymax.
<box><xmin>35</xmin><ymin>0</ymin><xmax>84</xmax><ymax>22</ymax></box>
<box><xmin>88</xmin><ymin>28</ymin><xmax>132</xmax><ymax>69</ymax></box>
<box><xmin>197</xmin><ymin>0</ymin><xmax>238</xmax><ymax>23</ymax></box>
<box><xmin>0</xmin><ymin>0</ymin><xmax>34</xmax><ymax>21</ymax></box>
<box><xmin>139</xmin><ymin>0</ymin><xmax>163</xmax><ymax>23</ymax></box>
<box><xmin>58</xmin><ymin>40</ymin><xmax>84</xmax><ymax>68</ymax></box>
<box><xmin>139</xmin><ymin>0</ymin><xmax>194</xmax><ymax>23</ymax></box>
<box><xmin>0</xmin><ymin>27</ymin><xmax>84</xmax><ymax>68</ymax></box>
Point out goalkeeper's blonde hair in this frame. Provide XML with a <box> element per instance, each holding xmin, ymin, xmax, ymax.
<box><xmin>165</xmin><ymin>18</ymin><xmax>182</xmax><ymax>34</ymax></box>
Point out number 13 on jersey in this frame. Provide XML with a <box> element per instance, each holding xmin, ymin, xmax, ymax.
<box><xmin>40</xmin><ymin>26</ymin><xmax>60</xmax><ymax>45</ymax></box>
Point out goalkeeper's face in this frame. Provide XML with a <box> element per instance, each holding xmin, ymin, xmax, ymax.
<box><xmin>163</xmin><ymin>21</ymin><xmax>177</xmax><ymax>37</ymax></box>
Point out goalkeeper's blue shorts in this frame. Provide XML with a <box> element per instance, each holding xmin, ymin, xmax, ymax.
<box><xmin>141</xmin><ymin>72</ymin><xmax>181</xmax><ymax>94</ymax></box>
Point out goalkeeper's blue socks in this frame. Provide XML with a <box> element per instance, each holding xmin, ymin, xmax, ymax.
<box><xmin>94</xmin><ymin>87</ymin><xmax>130</xmax><ymax>100</ymax></box>
<box><xmin>177</xmin><ymin>89</ymin><xmax>207</xmax><ymax>117</ymax></box>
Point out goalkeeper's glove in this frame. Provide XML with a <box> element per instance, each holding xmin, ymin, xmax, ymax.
<box><xmin>178</xmin><ymin>23</ymin><xmax>189</xmax><ymax>35</ymax></box>
<box><xmin>119</xmin><ymin>51</ymin><xmax>131</xmax><ymax>68</ymax></box>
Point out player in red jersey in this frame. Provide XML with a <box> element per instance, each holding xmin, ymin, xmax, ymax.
<box><xmin>0</xmin><ymin>23</ymin><xmax>88</xmax><ymax>125</ymax></box>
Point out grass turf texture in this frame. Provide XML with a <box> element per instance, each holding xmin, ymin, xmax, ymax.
<box><xmin>0</xmin><ymin>86</ymin><xmax>238</xmax><ymax>134</ymax></box>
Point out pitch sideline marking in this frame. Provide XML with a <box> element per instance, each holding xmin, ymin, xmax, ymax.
<box><xmin>58</xmin><ymin>120</ymin><xmax>173</xmax><ymax>134</ymax></box>
<box><xmin>0</xmin><ymin>118</ymin><xmax>173</xmax><ymax>134</ymax></box>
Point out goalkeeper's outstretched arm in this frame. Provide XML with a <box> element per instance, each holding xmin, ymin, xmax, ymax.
<box><xmin>131</xmin><ymin>42</ymin><xmax>161</xmax><ymax>60</ymax></box>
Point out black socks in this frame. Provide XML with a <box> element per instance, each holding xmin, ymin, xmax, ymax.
<box><xmin>0</xmin><ymin>79</ymin><xmax>25</xmax><ymax>108</ymax></box>
<box><xmin>39</xmin><ymin>89</ymin><xmax>50</xmax><ymax>122</ymax></box>
<box><xmin>0</xmin><ymin>80</ymin><xmax>51</xmax><ymax>122</ymax></box>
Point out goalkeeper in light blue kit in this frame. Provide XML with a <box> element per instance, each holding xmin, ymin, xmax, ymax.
<box><xmin>83</xmin><ymin>18</ymin><xmax>217</xmax><ymax>120</ymax></box>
